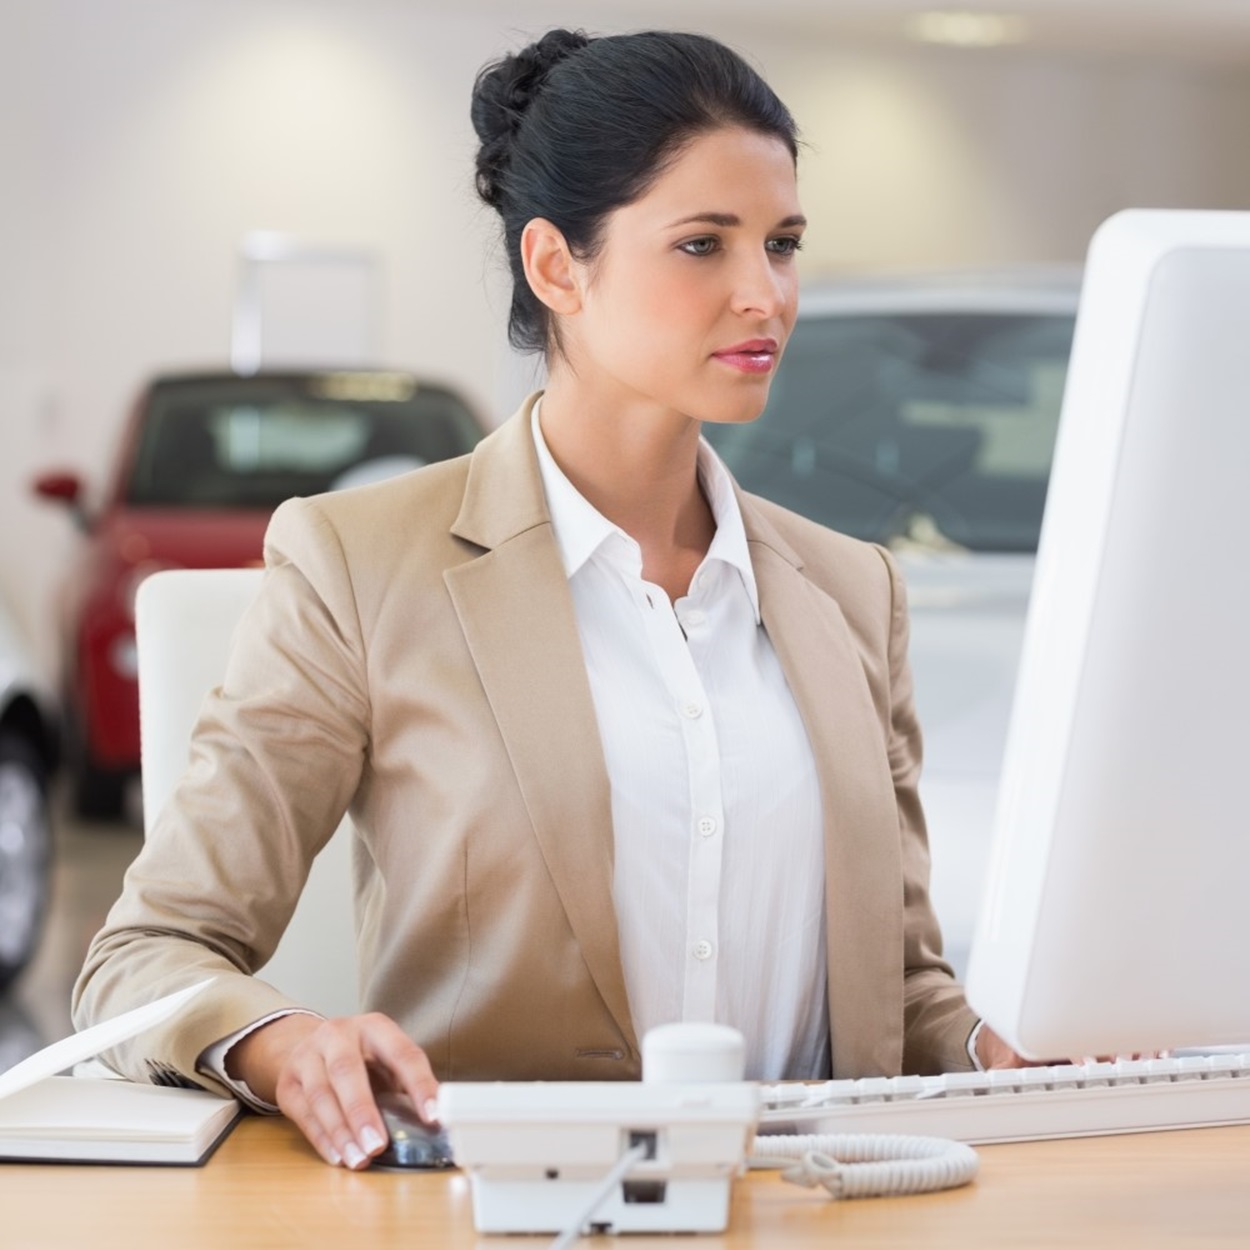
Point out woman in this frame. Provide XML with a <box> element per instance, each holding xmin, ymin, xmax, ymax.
<box><xmin>74</xmin><ymin>28</ymin><xmax>1019</xmax><ymax>1172</ymax></box>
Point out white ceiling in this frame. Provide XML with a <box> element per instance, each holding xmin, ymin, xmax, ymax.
<box><xmin>789</xmin><ymin>0</ymin><xmax>1250</xmax><ymax>61</ymax></box>
<box><xmin>456</xmin><ymin>0</ymin><xmax>1250</xmax><ymax>64</ymax></box>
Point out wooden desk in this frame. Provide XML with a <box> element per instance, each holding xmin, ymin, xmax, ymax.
<box><xmin>4</xmin><ymin>1117</ymin><xmax>1250</xmax><ymax>1248</ymax></box>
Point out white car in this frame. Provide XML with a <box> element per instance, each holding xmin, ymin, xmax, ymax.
<box><xmin>703</xmin><ymin>271</ymin><xmax>1081</xmax><ymax>974</ymax></box>
<box><xmin>0</xmin><ymin>600</ymin><xmax>59</xmax><ymax>990</ymax></box>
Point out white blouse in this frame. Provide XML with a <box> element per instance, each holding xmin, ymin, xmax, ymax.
<box><xmin>531</xmin><ymin>402</ymin><xmax>829</xmax><ymax>1081</ymax></box>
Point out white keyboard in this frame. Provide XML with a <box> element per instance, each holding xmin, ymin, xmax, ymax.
<box><xmin>757</xmin><ymin>1052</ymin><xmax>1250</xmax><ymax>1144</ymax></box>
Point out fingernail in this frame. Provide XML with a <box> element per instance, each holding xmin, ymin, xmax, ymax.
<box><xmin>326</xmin><ymin>1146</ymin><xmax>343</xmax><ymax>1167</ymax></box>
<box><xmin>360</xmin><ymin>1126</ymin><xmax>386</xmax><ymax>1154</ymax></box>
<box><xmin>344</xmin><ymin>1142</ymin><xmax>367</xmax><ymax>1169</ymax></box>
<box><xmin>422</xmin><ymin>1098</ymin><xmax>440</xmax><ymax>1123</ymax></box>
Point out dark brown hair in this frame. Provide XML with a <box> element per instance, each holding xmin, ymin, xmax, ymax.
<box><xmin>471</xmin><ymin>29</ymin><xmax>799</xmax><ymax>355</ymax></box>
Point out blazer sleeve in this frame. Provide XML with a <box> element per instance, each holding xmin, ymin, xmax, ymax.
<box><xmin>71</xmin><ymin>496</ymin><xmax>370</xmax><ymax>1096</ymax></box>
<box><xmin>877</xmin><ymin>546</ymin><xmax>982</xmax><ymax>1074</ymax></box>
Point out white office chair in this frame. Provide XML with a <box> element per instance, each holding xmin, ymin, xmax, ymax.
<box><xmin>135</xmin><ymin>567</ymin><xmax>359</xmax><ymax>1018</ymax></box>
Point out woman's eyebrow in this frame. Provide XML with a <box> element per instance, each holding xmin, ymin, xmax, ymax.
<box><xmin>666</xmin><ymin>211</ymin><xmax>808</xmax><ymax>229</ymax></box>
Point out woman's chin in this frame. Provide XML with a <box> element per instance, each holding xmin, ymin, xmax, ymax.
<box><xmin>696</xmin><ymin>395</ymin><xmax>772</xmax><ymax>427</ymax></box>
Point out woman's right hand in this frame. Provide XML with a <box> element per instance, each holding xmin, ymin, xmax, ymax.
<box><xmin>226</xmin><ymin>1012</ymin><xmax>440</xmax><ymax>1169</ymax></box>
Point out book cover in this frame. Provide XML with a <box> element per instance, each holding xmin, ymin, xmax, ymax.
<box><xmin>0</xmin><ymin>1076</ymin><xmax>241</xmax><ymax>1166</ymax></box>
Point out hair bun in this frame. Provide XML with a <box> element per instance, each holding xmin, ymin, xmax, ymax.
<box><xmin>471</xmin><ymin>28</ymin><xmax>590</xmax><ymax>209</ymax></box>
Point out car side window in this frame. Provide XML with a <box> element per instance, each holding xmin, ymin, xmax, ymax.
<box><xmin>705</xmin><ymin>311</ymin><xmax>1076</xmax><ymax>553</ymax></box>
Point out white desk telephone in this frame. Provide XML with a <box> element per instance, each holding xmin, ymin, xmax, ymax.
<box><xmin>439</xmin><ymin>1023</ymin><xmax>756</xmax><ymax>1237</ymax></box>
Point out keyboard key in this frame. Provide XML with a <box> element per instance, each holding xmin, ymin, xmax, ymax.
<box><xmin>1018</xmin><ymin>1068</ymin><xmax>1056</xmax><ymax>1091</ymax></box>
<box><xmin>885</xmin><ymin>1075</ymin><xmax>926</xmax><ymax>1100</ymax></box>
<box><xmin>985</xmin><ymin>1070</ymin><xmax>1026</xmax><ymax>1093</ymax></box>
<box><xmin>1075</xmin><ymin>1062</ymin><xmax>1117</xmax><ymax>1088</ymax></box>
<box><xmin>852</xmin><ymin>1078</ymin><xmax>896</xmax><ymax>1103</ymax></box>
<box><xmin>761</xmin><ymin>1084</ymin><xmax>810</xmax><ymax>1107</ymax></box>
<box><xmin>1205</xmin><ymin>1055</ymin><xmax>1244</xmax><ymax>1079</ymax></box>
<box><xmin>941</xmin><ymin>1072</ymin><xmax>990</xmax><ymax>1097</ymax></box>
<box><xmin>1045</xmin><ymin>1065</ymin><xmax>1082</xmax><ymax>1090</ymax></box>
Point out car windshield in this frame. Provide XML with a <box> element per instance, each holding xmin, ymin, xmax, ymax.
<box><xmin>703</xmin><ymin>311</ymin><xmax>1076</xmax><ymax>553</ymax></box>
<box><xmin>124</xmin><ymin>375</ymin><xmax>481</xmax><ymax>508</ymax></box>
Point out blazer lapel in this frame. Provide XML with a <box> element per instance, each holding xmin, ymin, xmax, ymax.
<box><xmin>444</xmin><ymin>402</ymin><xmax>638</xmax><ymax>1059</ymax></box>
<box><xmin>742</xmin><ymin>501</ymin><xmax>905</xmax><ymax>1077</ymax></box>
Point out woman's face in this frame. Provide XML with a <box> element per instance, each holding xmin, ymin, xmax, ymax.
<box><xmin>558</xmin><ymin>125</ymin><xmax>805</xmax><ymax>426</ymax></box>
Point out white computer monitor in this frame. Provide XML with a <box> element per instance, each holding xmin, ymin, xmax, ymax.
<box><xmin>965</xmin><ymin>208</ymin><xmax>1250</xmax><ymax>1060</ymax></box>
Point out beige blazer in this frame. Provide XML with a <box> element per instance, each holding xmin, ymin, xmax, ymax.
<box><xmin>74</xmin><ymin>394</ymin><xmax>978</xmax><ymax>1093</ymax></box>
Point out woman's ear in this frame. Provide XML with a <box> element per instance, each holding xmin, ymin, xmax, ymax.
<box><xmin>521</xmin><ymin>218</ymin><xmax>583</xmax><ymax>317</ymax></box>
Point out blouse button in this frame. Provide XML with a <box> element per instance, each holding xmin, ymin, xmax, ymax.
<box><xmin>693</xmin><ymin>940</ymin><xmax>714</xmax><ymax>961</ymax></box>
<box><xmin>698</xmin><ymin>817</ymin><xmax>718</xmax><ymax>837</ymax></box>
<box><xmin>681</xmin><ymin>701</ymin><xmax>704</xmax><ymax>720</ymax></box>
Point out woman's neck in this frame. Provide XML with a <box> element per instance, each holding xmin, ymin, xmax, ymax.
<box><xmin>538</xmin><ymin>379</ymin><xmax>716</xmax><ymax>601</ymax></box>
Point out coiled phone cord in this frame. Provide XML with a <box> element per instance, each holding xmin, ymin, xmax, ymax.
<box><xmin>749</xmin><ymin>1131</ymin><xmax>979</xmax><ymax>1198</ymax></box>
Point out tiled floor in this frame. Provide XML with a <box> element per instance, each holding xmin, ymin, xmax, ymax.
<box><xmin>0</xmin><ymin>785</ymin><xmax>143</xmax><ymax>1073</ymax></box>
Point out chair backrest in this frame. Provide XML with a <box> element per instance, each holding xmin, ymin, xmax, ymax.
<box><xmin>135</xmin><ymin>567</ymin><xmax>359</xmax><ymax>1017</ymax></box>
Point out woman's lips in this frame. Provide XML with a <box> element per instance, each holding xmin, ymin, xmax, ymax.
<box><xmin>713</xmin><ymin>339</ymin><xmax>779</xmax><ymax>374</ymax></box>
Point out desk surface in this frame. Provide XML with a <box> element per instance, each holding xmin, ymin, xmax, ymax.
<box><xmin>4</xmin><ymin>1117</ymin><xmax>1250</xmax><ymax>1249</ymax></box>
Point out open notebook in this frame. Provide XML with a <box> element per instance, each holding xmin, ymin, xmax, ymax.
<box><xmin>0</xmin><ymin>980</ymin><xmax>241</xmax><ymax>1166</ymax></box>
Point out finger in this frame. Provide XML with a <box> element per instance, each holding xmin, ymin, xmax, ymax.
<box><xmin>279</xmin><ymin>1020</ymin><xmax>385</xmax><ymax>1169</ymax></box>
<box><xmin>356</xmin><ymin>1013</ymin><xmax>441</xmax><ymax>1124</ymax></box>
<box><xmin>317</xmin><ymin>1020</ymin><xmax>395</xmax><ymax>1166</ymax></box>
<box><xmin>278</xmin><ymin>1073</ymin><xmax>345</xmax><ymax>1167</ymax></box>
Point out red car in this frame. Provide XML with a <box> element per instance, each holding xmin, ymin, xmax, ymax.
<box><xmin>35</xmin><ymin>370</ymin><xmax>485</xmax><ymax>818</ymax></box>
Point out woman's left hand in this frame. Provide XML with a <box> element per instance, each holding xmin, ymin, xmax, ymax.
<box><xmin>974</xmin><ymin>1022</ymin><xmax>1033</xmax><ymax>1068</ymax></box>
<box><xmin>974</xmin><ymin>1022</ymin><xmax>1162</xmax><ymax>1069</ymax></box>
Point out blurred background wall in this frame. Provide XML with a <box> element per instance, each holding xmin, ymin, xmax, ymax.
<box><xmin>2</xmin><ymin>0</ymin><xmax>1249</xmax><ymax>671</ymax></box>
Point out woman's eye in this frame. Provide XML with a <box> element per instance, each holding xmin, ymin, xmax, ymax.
<box><xmin>767</xmin><ymin>235</ymin><xmax>804</xmax><ymax>256</ymax></box>
<box><xmin>679</xmin><ymin>237</ymin><xmax>719</xmax><ymax>257</ymax></box>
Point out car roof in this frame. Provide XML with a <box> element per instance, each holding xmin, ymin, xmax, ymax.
<box><xmin>799</xmin><ymin>267</ymin><xmax>1083</xmax><ymax>317</ymax></box>
<box><xmin>145</xmin><ymin>368</ymin><xmax>435</xmax><ymax>389</ymax></box>
<box><xmin>138</xmin><ymin>369</ymin><xmax>476</xmax><ymax>410</ymax></box>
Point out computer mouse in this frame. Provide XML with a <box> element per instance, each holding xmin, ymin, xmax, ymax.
<box><xmin>370</xmin><ymin>1091</ymin><xmax>456</xmax><ymax>1170</ymax></box>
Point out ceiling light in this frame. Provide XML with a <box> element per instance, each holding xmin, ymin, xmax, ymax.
<box><xmin>904</xmin><ymin>11</ymin><xmax>1029</xmax><ymax>48</ymax></box>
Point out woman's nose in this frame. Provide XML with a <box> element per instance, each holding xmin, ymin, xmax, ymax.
<box><xmin>730</xmin><ymin>252</ymin><xmax>790</xmax><ymax>319</ymax></box>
